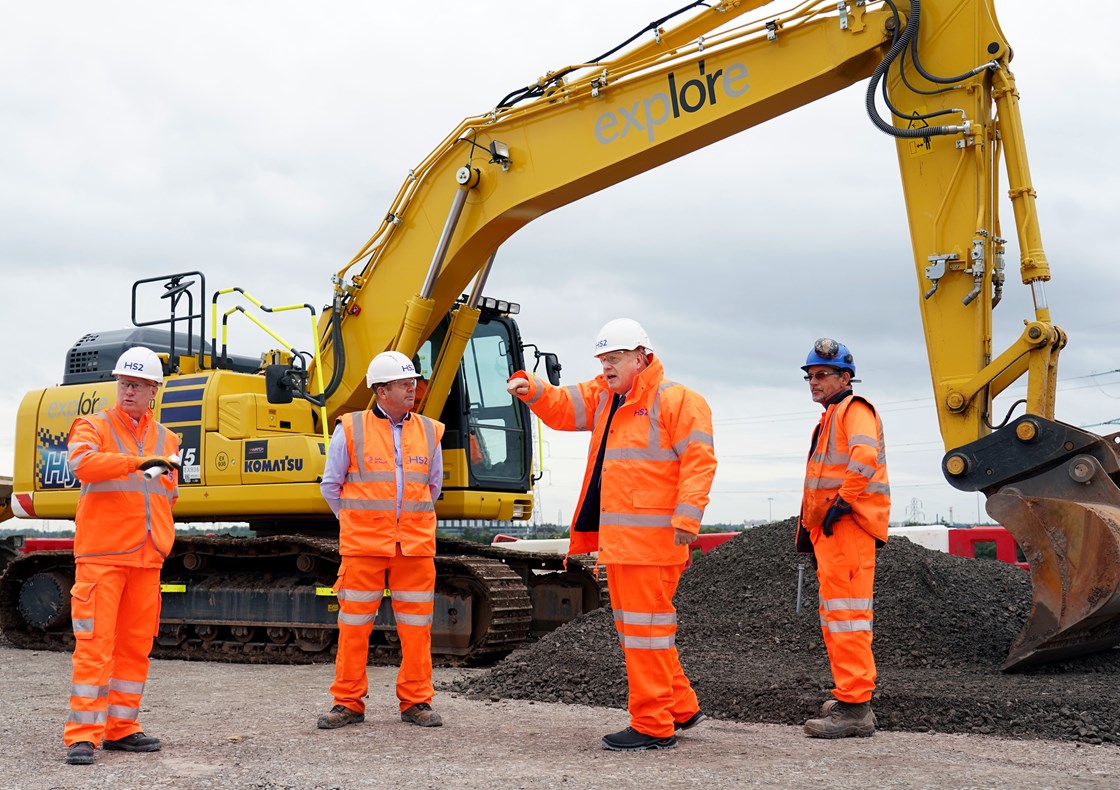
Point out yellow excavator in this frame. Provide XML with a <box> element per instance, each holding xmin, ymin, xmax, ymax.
<box><xmin>3</xmin><ymin>0</ymin><xmax>1118</xmax><ymax>670</ymax></box>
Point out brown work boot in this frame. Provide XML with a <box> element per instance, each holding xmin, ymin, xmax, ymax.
<box><xmin>317</xmin><ymin>704</ymin><xmax>365</xmax><ymax>729</ymax></box>
<box><xmin>818</xmin><ymin>698</ymin><xmax>878</xmax><ymax>726</ymax></box>
<box><xmin>804</xmin><ymin>700</ymin><xmax>876</xmax><ymax>738</ymax></box>
<box><xmin>401</xmin><ymin>702</ymin><xmax>443</xmax><ymax>727</ymax></box>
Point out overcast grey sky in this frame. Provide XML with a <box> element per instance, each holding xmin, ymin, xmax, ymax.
<box><xmin>2</xmin><ymin>1</ymin><xmax>1119</xmax><ymax>529</ymax></box>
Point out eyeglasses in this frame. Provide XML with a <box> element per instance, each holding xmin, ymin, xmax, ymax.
<box><xmin>598</xmin><ymin>352</ymin><xmax>635</xmax><ymax>367</ymax></box>
<box><xmin>803</xmin><ymin>371</ymin><xmax>841</xmax><ymax>382</ymax></box>
<box><xmin>118</xmin><ymin>380</ymin><xmax>155</xmax><ymax>392</ymax></box>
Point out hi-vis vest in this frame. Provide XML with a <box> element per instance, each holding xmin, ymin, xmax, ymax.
<box><xmin>337</xmin><ymin>409</ymin><xmax>444</xmax><ymax>557</ymax></box>
<box><xmin>67</xmin><ymin>407</ymin><xmax>178</xmax><ymax>564</ymax></box>
<box><xmin>511</xmin><ymin>357</ymin><xmax>717</xmax><ymax>566</ymax></box>
<box><xmin>802</xmin><ymin>394</ymin><xmax>890</xmax><ymax>541</ymax></box>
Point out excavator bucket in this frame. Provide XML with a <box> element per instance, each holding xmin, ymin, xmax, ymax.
<box><xmin>945</xmin><ymin>417</ymin><xmax>1120</xmax><ymax>670</ymax></box>
<box><xmin>988</xmin><ymin>492</ymin><xmax>1120</xmax><ymax>669</ymax></box>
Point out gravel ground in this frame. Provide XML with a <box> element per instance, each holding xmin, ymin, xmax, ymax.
<box><xmin>3</xmin><ymin>645</ymin><xmax>1120</xmax><ymax>789</ymax></box>
<box><xmin>4</xmin><ymin>521</ymin><xmax>1120</xmax><ymax>788</ymax></box>
<box><xmin>450</xmin><ymin>520</ymin><xmax>1120</xmax><ymax>744</ymax></box>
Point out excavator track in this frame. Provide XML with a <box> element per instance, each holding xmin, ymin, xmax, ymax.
<box><xmin>0</xmin><ymin>534</ymin><xmax>541</xmax><ymax>666</ymax></box>
<box><xmin>945</xmin><ymin>416</ymin><xmax>1120</xmax><ymax>669</ymax></box>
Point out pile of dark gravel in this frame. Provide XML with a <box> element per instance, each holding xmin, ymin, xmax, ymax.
<box><xmin>446</xmin><ymin>519</ymin><xmax>1120</xmax><ymax>743</ymax></box>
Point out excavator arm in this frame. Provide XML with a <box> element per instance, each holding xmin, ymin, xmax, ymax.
<box><xmin>315</xmin><ymin>0</ymin><xmax>1120</xmax><ymax>669</ymax></box>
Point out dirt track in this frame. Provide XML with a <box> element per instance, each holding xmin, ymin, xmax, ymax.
<box><xmin>3</xmin><ymin>645</ymin><xmax>1118</xmax><ymax>790</ymax></box>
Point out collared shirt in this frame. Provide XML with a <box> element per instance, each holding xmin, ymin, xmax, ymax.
<box><xmin>319</xmin><ymin>404</ymin><xmax>443</xmax><ymax>517</ymax></box>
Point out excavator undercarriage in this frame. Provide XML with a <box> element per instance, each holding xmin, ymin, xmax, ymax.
<box><xmin>0</xmin><ymin>534</ymin><xmax>603</xmax><ymax>666</ymax></box>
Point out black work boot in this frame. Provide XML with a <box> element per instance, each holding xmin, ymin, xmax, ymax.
<box><xmin>102</xmin><ymin>732</ymin><xmax>162</xmax><ymax>752</ymax></box>
<box><xmin>804</xmin><ymin>700</ymin><xmax>876</xmax><ymax>738</ymax></box>
<box><xmin>601</xmin><ymin>727</ymin><xmax>677</xmax><ymax>751</ymax></box>
<box><xmin>674</xmin><ymin>710</ymin><xmax>707</xmax><ymax>731</ymax></box>
<box><xmin>317</xmin><ymin>705</ymin><xmax>365</xmax><ymax>729</ymax></box>
<box><xmin>65</xmin><ymin>741</ymin><xmax>96</xmax><ymax>765</ymax></box>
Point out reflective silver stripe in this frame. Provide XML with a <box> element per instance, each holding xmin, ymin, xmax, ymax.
<box><xmin>825</xmin><ymin>619</ymin><xmax>874</xmax><ymax>633</ymax></box>
<box><xmin>68</xmin><ymin>709</ymin><xmax>107</xmax><ymax>724</ymax></box>
<box><xmin>603</xmin><ymin>447</ymin><xmax>677</xmax><ymax>461</ymax></box>
<box><xmin>592</xmin><ymin>391</ymin><xmax>610</xmax><ymax>431</ymax></box>
<box><xmin>810</xmin><ymin>451</ymin><xmax>849</xmax><ymax>465</ymax></box>
<box><xmin>673</xmin><ymin>430</ymin><xmax>713</xmax><ymax>456</ymax></box>
<box><xmin>67</xmin><ymin>443</ymin><xmax>96</xmax><ymax>473</ymax></box>
<box><xmin>404</xmin><ymin>471</ymin><xmax>430</xmax><ymax>484</ymax></box>
<box><xmin>674</xmin><ymin>503</ymin><xmax>704</xmax><ymax>521</ymax></box>
<box><xmin>616</xmin><ymin>610</ymin><xmax>677</xmax><ymax>626</ymax></box>
<box><xmin>72</xmin><ymin>618</ymin><xmax>94</xmax><ymax>633</ymax></box>
<box><xmin>526</xmin><ymin>375</ymin><xmax>546</xmax><ymax>406</ymax></box>
<box><xmin>108</xmin><ymin>678</ymin><xmax>145</xmax><ymax>695</ymax></box>
<box><xmin>804</xmin><ymin>477</ymin><xmax>843</xmax><ymax>491</ymax></box>
<box><xmin>352</xmin><ymin>414</ymin><xmax>368</xmax><ymax>470</ymax></box>
<box><xmin>339</xmin><ymin>498</ymin><xmax>396</xmax><ymax>511</ymax></box>
<box><xmin>823</xmin><ymin>598</ymin><xmax>874</xmax><ymax>612</ymax></box>
<box><xmin>71</xmin><ymin>683</ymin><xmax>108</xmax><ymax>699</ymax></box>
<box><xmin>649</xmin><ymin>386</ymin><xmax>667</xmax><ymax>450</ymax></box>
<box><xmin>847</xmin><ymin>460</ymin><xmax>875</xmax><ymax>480</ymax></box>
<box><xmin>850</xmin><ymin>433</ymin><xmax>880</xmax><ymax>450</ymax></box>
<box><xmin>338</xmin><ymin>611</ymin><xmax>376</xmax><ymax>626</ymax></box>
<box><xmin>566</xmin><ymin>385</ymin><xmax>588</xmax><ymax>430</ymax></box>
<box><xmin>601</xmin><ymin>512</ymin><xmax>673</xmax><ymax>528</ymax></box>
<box><xmin>84</xmin><ymin>479</ymin><xmax>156</xmax><ymax>494</ymax></box>
<box><xmin>390</xmin><ymin>590</ymin><xmax>434</xmax><ymax>603</ymax></box>
<box><xmin>345</xmin><ymin>470</ymin><xmax>395</xmax><ymax>483</ymax></box>
<box><xmin>337</xmin><ymin>589</ymin><xmax>382</xmax><ymax>602</ymax></box>
<box><xmin>623</xmin><ymin>634</ymin><xmax>676</xmax><ymax>650</ymax></box>
<box><xmin>867</xmin><ymin>481</ymin><xmax>891</xmax><ymax>496</ymax></box>
<box><xmin>394</xmin><ymin>612</ymin><xmax>433</xmax><ymax>626</ymax></box>
<box><xmin>107</xmin><ymin>704</ymin><xmax>139</xmax><ymax>720</ymax></box>
<box><xmin>420</xmin><ymin>415</ymin><xmax>439</xmax><ymax>463</ymax></box>
<box><xmin>401</xmin><ymin>500</ymin><xmax>435</xmax><ymax>513</ymax></box>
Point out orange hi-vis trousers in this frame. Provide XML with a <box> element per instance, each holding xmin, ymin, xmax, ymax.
<box><xmin>64</xmin><ymin>563</ymin><xmax>162</xmax><ymax>747</ymax></box>
<box><xmin>812</xmin><ymin>519</ymin><xmax>878</xmax><ymax>703</ymax></box>
<box><xmin>606</xmin><ymin>563</ymin><xmax>699</xmax><ymax>739</ymax></box>
<box><xmin>330</xmin><ymin>548</ymin><xmax>436</xmax><ymax>714</ymax></box>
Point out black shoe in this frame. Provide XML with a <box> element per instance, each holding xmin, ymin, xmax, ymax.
<box><xmin>317</xmin><ymin>704</ymin><xmax>365</xmax><ymax>729</ymax></box>
<box><xmin>674</xmin><ymin>710</ymin><xmax>707</xmax><ymax>731</ymax></box>
<box><xmin>103</xmin><ymin>732</ymin><xmax>162</xmax><ymax>752</ymax></box>
<box><xmin>66</xmin><ymin>742</ymin><xmax>96</xmax><ymax>765</ymax></box>
<box><xmin>601</xmin><ymin>727</ymin><xmax>677</xmax><ymax>751</ymax></box>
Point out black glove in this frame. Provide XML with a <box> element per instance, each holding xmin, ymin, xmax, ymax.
<box><xmin>139</xmin><ymin>456</ymin><xmax>181</xmax><ymax>471</ymax></box>
<box><xmin>821</xmin><ymin>497</ymin><xmax>851</xmax><ymax>537</ymax></box>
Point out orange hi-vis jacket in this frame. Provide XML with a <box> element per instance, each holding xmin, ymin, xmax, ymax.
<box><xmin>337</xmin><ymin>409</ymin><xmax>445</xmax><ymax>558</ymax></box>
<box><xmin>66</xmin><ymin>407</ymin><xmax>179</xmax><ymax>567</ymax></box>
<box><xmin>802</xmin><ymin>394</ymin><xmax>890</xmax><ymax>542</ymax></box>
<box><xmin>510</xmin><ymin>357</ymin><xmax>716</xmax><ymax>565</ymax></box>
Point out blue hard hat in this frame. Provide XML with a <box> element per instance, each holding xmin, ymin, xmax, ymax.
<box><xmin>802</xmin><ymin>337</ymin><xmax>855</xmax><ymax>376</ymax></box>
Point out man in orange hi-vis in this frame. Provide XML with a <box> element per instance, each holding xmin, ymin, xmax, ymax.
<box><xmin>795</xmin><ymin>338</ymin><xmax>890</xmax><ymax>739</ymax></box>
<box><xmin>507</xmin><ymin>318</ymin><xmax>716</xmax><ymax>751</ymax></box>
<box><xmin>63</xmin><ymin>347</ymin><xmax>180</xmax><ymax>766</ymax></box>
<box><xmin>317</xmin><ymin>351</ymin><xmax>445</xmax><ymax>730</ymax></box>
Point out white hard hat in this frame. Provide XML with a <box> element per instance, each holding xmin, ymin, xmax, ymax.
<box><xmin>593</xmin><ymin>318</ymin><xmax>652</xmax><ymax>357</ymax></box>
<box><xmin>112</xmin><ymin>347</ymin><xmax>164</xmax><ymax>384</ymax></box>
<box><xmin>366</xmin><ymin>350</ymin><xmax>421</xmax><ymax>387</ymax></box>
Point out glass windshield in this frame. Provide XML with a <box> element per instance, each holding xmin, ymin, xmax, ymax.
<box><xmin>460</xmin><ymin>318</ymin><xmax>527</xmax><ymax>484</ymax></box>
